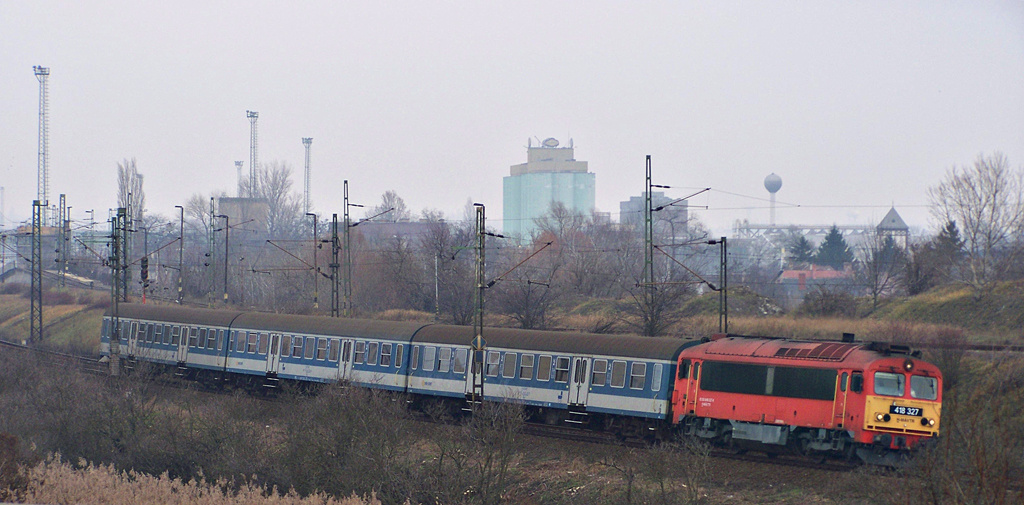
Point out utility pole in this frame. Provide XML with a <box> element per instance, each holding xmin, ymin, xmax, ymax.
<box><xmin>306</xmin><ymin>212</ymin><xmax>318</xmax><ymax>310</ymax></box>
<box><xmin>469</xmin><ymin>203</ymin><xmax>487</xmax><ymax>407</ymax></box>
<box><xmin>34</xmin><ymin>66</ymin><xmax>50</xmax><ymax>227</ymax></box>
<box><xmin>216</xmin><ymin>214</ymin><xmax>229</xmax><ymax>305</ymax></box>
<box><xmin>706</xmin><ymin>237</ymin><xmax>729</xmax><ymax>333</ymax></box>
<box><xmin>343</xmin><ymin>181</ymin><xmax>360</xmax><ymax>316</ymax></box>
<box><xmin>247</xmin><ymin>110</ymin><xmax>259</xmax><ymax>198</ymax></box>
<box><xmin>644</xmin><ymin>155</ymin><xmax>654</xmax><ymax>291</ymax></box>
<box><xmin>57</xmin><ymin>194</ymin><xmax>66</xmax><ymax>289</ymax></box>
<box><xmin>108</xmin><ymin>210</ymin><xmax>126</xmax><ymax>376</ymax></box>
<box><xmin>175</xmin><ymin>205</ymin><xmax>183</xmax><ymax>303</ymax></box>
<box><xmin>302</xmin><ymin>138</ymin><xmax>313</xmax><ymax>215</ymax></box>
<box><xmin>330</xmin><ymin>213</ymin><xmax>340</xmax><ymax>317</ymax></box>
<box><xmin>30</xmin><ymin>200</ymin><xmax>44</xmax><ymax>345</ymax></box>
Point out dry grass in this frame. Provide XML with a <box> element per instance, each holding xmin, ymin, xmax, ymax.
<box><xmin>12</xmin><ymin>456</ymin><xmax>384</xmax><ymax>505</ymax></box>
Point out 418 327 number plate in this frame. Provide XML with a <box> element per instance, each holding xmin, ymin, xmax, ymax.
<box><xmin>889</xmin><ymin>405</ymin><xmax>922</xmax><ymax>416</ymax></box>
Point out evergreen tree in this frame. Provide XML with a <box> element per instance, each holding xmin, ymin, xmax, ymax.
<box><xmin>787</xmin><ymin>235</ymin><xmax>815</xmax><ymax>266</ymax></box>
<box><xmin>814</xmin><ymin>226</ymin><xmax>854</xmax><ymax>270</ymax></box>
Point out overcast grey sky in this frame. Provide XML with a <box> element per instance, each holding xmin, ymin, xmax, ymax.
<box><xmin>2</xmin><ymin>1</ymin><xmax>1022</xmax><ymax>235</ymax></box>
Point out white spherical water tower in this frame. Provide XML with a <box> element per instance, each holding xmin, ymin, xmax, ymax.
<box><xmin>764</xmin><ymin>173</ymin><xmax>782</xmax><ymax>226</ymax></box>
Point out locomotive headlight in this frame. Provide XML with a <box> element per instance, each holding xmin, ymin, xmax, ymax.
<box><xmin>929</xmin><ymin>418</ymin><xmax>935</xmax><ymax>426</ymax></box>
<box><xmin>903</xmin><ymin>359</ymin><xmax>914</xmax><ymax>371</ymax></box>
<box><xmin>876</xmin><ymin>413</ymin><xmax>884</xmax><ymax>421</ymax></box>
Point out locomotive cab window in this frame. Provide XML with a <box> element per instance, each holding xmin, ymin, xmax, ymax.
<box><xmin>678</xmin><ymin>359</ymin><xmax>690</xmax><ymax>379</ymax></box>
<box><xmin>874</xmin><ymin>372</ymin><xmax>905</xmax><ymax>397</ymax></box>
<box><xmin>850</xmin><ymin>372</ymin><xmax>864</xmax><ymax>393</ymax></box>
<box><xmin>910</xmin><ymin>375</ymin><xmax>938</xmax><ymax>400</ymax></box>
<box><xmin>840</xmin><ymin>372</ymin><xmax>848</xmax><ymax>392</ymax></box>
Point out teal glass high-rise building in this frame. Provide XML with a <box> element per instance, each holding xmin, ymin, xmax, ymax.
<box><xmin>502</xmin><ymin>138</ymin><xmax>595</xmax><ymax>242</ymax></box>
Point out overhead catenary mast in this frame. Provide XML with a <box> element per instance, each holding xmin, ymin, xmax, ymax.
<box><xmin>247</xmin><ymin>110</ymin><xmax>259</xmax><ymax>197</ymax></box>
<box><xmin>302</xmin><ymin>137</ymin><xmax>313</xmax><ymax>214</ymax></box>
<box><xmin>34</xmin><ymin>66</ymin><xmax>50</xmax><ymax>225</ymax></box>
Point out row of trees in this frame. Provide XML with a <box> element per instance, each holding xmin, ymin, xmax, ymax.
<box><xmin>85</xmin><ymin>152</ymin><xmax>1023</xmax><ymax>331</ymax></box>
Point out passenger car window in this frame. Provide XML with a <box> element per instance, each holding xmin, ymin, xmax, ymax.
<box><xmin>591</xmin><ymin>359</ymin><xmax>608</xmax><ymax>387</ymax></box>
<box><xmin>537</xmin><ymin>356</ymin><xmax>552</xmax><ymax>381</ymax></box>
<box><xmin>189</xmin><ymin>328</ymin><xmax>199</xmax><ymax>347</ymax></box>
<box><xmin>652</xmin><ymin>364</ymin><xmax>663</xmax><ymax>392</ymax></box>
<box><xmin>910</xmin><ymin>375</ymin><xmax>938</xmax><ymax>400</ymax></box>
<box><xmin>453</xmin><ymin>348</ymin><xmax>467</xmax><ymax>373</ymax></box>
<box><xmin>874</xmin><ymin>372</ymin><xmax>905</xmax><ymax>397</ymax></box>
<box><xmin>354</xmin><ymin>341</ymin><xmax>366</xmax><ymax>363</ymax></box>
<box><xmin>259</xmin><ymin>333</ymin><xmax>269</xmax><ymax>355</ymax></box>
<box><xmin>502</xmin><ymin>353</ymin><xmax>517</xmax><ymax>378</ymax></box>
<box><xmin>630</xmin><ymin>362</ymin><xmax>647</xmax><ymax>390</ymax></box>
<box><xmin>411</xmin><ymin>346</ymin><xmax>420</xmax><ymax>370</ymax></box>
<box><xmin>172</xmin><ymin>326</ymin><xmax>182</xmax><ymax>346</ymax></box>
<box><xmin>247</xmin><ymin>332</ymin><xmax>258</xmax><ymax>353</ymax></box>
<box><xmin>281</xmin><ymin>335</ymin><xmax>292</xmax><ymax>356</ymax></box>
<box><xmin>486</xmin><ymin>351</ymin><xmax>500</xmax><ymax>377</ymax></box>
<box><xmin>554</xmin><ymin>357</ymin><xmax>570</xmax><ymax>383</ymax></box>
<box><xmin>519</xmin><ymin>354</ymin><xmax>535</xmax><ymax>380</ymax></box>
<box><xmin>611</xmin><ymin>361</ymin><xmax>627</xmax><ymax>388</ymax></box>
<box><xmin>292</xmin><ymin>336</ymin><xmax>303</xmax><ymax>357</ymax></box>
<box><xmin>394</xmin><ymin>345</ymin><xmax>403</xmax><ymax>367</ymax></box>
<box><xmin>304</xmin><ymin>337</ymin><xmax>316</xmax><ymax>359</ymax></box>
<box><xmin>329</xmin><ymin>340</ymin><xmax>340</xmax><ymax>362</ymax></box>
<box><xmin>423</xmin><ymin>347</ymin><xmax>436</xmax><ymax>372</ymax></box>
<box><xmin>437</xmin><ymin>347</ymin><xmax>451</xmax><ymax>372</ymax></box>
<box><xmin>380</xmin><ymin>343</ymin><xmax>393</xmax><ymax>367</ymax></box>
<box><xmin>367</xmin><ymin>342</ymin><xmax>379</xmax><ymax>365</ymax></box>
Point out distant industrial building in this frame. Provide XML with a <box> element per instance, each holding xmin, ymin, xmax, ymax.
<box><xmin>502</xmin><ymin>138</ymin><xmax>595</xmax><ymax>241</ymax></box>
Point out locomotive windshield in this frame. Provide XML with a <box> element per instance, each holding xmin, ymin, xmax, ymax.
<box><xmin>873</xmin><ymin>372</ymin><xmax>905</xmax><ymax>397</ymax></box>
<box><xmin>910</xmin><ymin>375</ymin><xmax>938</xmax><ymax>400</ymax></box>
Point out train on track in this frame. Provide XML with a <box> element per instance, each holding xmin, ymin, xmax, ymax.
<box><xmin>100</xmin><ymin>303</ymin><xmax>942</xmax><ymax>465</ymax></box>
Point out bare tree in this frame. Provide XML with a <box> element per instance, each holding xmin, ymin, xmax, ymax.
<box><xmin>253</xmin><ymin>161</ymin><xmax>304</xmax><ymax>239</ymax></box>
<box><xmin>368</xmin><ymin>190</ymin><xmax>411</xmax><ymax>222</ymax></box>
<box><xmin>116</xmin><ymin>158</ymin><xmax>145</xmax><ymax>223</ymax></box>
<box><xmin>858</xmin><ymin>233</ymin><xmax>907</xmax><ymax>311</ymax></box>
<box><xmin>928</xmin><ymin>152</ymin><xmax>1024</xmax><ymax>293</ymax></box>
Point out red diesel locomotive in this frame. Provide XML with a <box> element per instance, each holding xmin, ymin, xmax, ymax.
<box><xmin>671</xmin><ymin>334</ymin><xmax>942</xmax><ymax>464</ymax></box>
